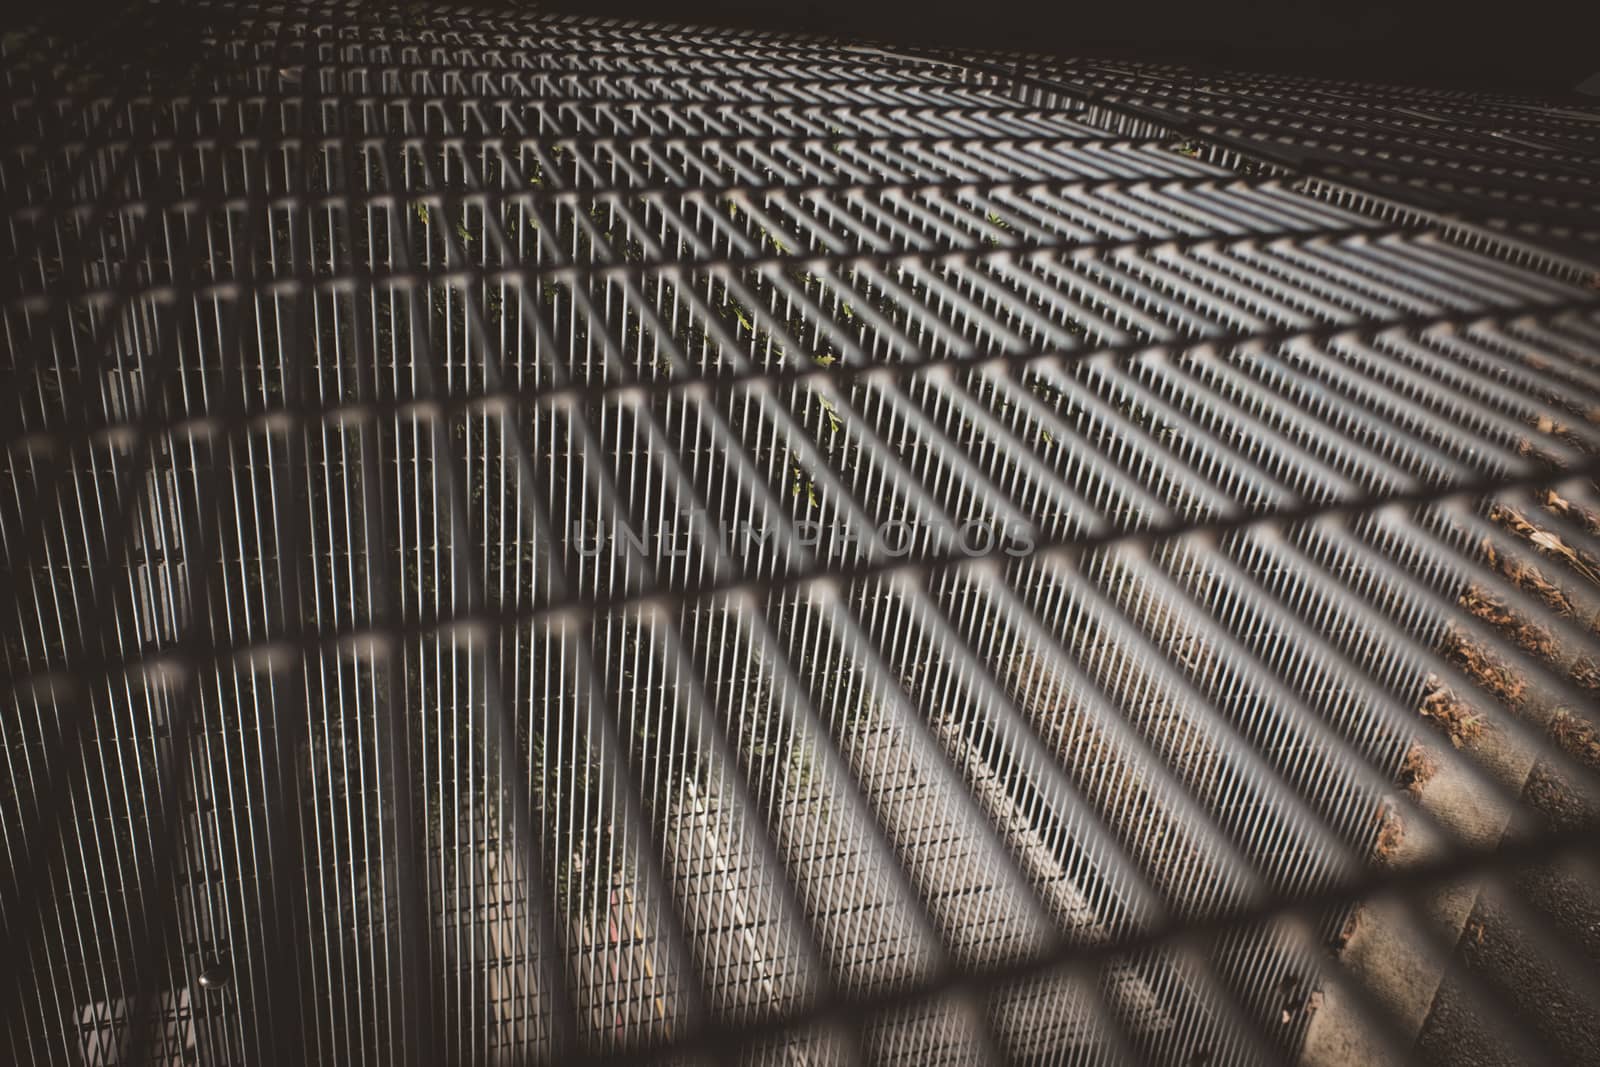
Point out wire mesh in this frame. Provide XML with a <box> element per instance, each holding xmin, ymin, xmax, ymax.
<box><xmin>4</xmin><ymin>3</ymin><xmax>1600</xmax><ymax>1065</ymax></box>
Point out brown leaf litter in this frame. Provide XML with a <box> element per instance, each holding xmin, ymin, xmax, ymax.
<box><xmin>1372</xmin><ymin>804</ymin><xmax>1406</xmax><ymax>866</ymax></box>
<box><xmin>1412</xmin><ymin>488</ymin><xmax>1600</xmax><ymax>770</ymax></box>
<box><xmin>1397</xmin><ymin>742</ymin><xmax>1439</xmax><ymax>796</ymax></box>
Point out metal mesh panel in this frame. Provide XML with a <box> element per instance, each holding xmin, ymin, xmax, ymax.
<box><xmin>4</xmin><ymin>3</ymin><xmax>1600</xmax><ymax>1065</ymax></box>
<box><xmin>937</xmin><ymin>49</ymin><xmax>1600</xmax><ymax>265</ymax></box>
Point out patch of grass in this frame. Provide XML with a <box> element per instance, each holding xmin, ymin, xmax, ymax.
<box><xmin>790</xmin><ymin>462</ymin><xmax>819</xmax><ymax>508</ymax></box>
<box><xmin>983</xmin><ymin>211</ymin><xmax>1014</xmax><ymax>247</ymax></box>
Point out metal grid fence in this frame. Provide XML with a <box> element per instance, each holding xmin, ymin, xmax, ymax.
<box><xmin>4</xmin><ymin>2</ymin><xmax>1600</xmax><ymax>1065</ymax></box>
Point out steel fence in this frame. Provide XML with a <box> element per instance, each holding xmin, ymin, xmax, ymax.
<box><xmin>4</xmin><ymin>2</ymin><xmax>1600</xmax><ymax>1065</ymax></box>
